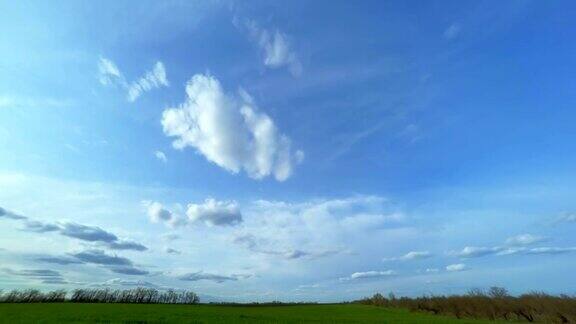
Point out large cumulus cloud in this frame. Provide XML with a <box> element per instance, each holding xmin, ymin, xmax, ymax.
<box><xmin>161</xmin><ymin>74</ymin><xmax>303</xmax><ymax>181</ymax></box>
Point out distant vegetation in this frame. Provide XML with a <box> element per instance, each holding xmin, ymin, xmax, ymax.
<box><xmin>0</xmin><ymin>288</ymin><xmax>199</xmax><ymax>304</ymax></box>
<box><xmin>358</xmin><ymin>287</ymin><xmax>576</xmax><ymax>323</ymax></box>
<box><xmin>0</xmin><ymin>289</ymin><xmax>67</xmax><ymax>303</ymax></box>
<box><xmin>2</xmin><ymin>286</ymin><xmax>576</xmax><ymax>323</ymax></box>
<box><xmin>206</xmin><ymin>301</ymin><xmax>318</xmax><ymax>307</ymax></box>
<box><xmin>0</xmin><ymin>303</ymin><xmax>495</xmax><ymax>323</ymax></box>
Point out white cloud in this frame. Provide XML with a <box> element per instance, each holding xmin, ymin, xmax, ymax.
<box><xmin>239</xmin><ymin>19</ymin><xmax>302</xmax><ymax>77</ymax></box>
<box><xmin>233</xmin><ymin>233</ymin><xmax>341</xmax><ymax>260</ymax></box>
<box><xmin>557</xmin><ymin>213</ymin><xmax>576</xmax><ymax>224</ymax></box>
<box><xmin>178</xmin><ymin>271</ymin><xmax>249</xmax><ymax>283</ymax></box>
<box><xmin>444</xmin><ymin>23</ymin><xmax>461</xmax><ymax>40</ymax></box>
<box><xmin>186</xmin><ymin>199</ymin><xmax>242</xmax><ymax>226</ymax></box>
<box><xmin>93</xmin><ymin>278</ymin><xmax>160</xmax><ymax>288</ymax></box>
<box><xmin>5</xmin><ymin>170</ymin><xmax>576</xmax><ymax>300</ymax></box>
<box><xmin>127</xmin><ymin>62</ymin><xmax>169</xmax><ymax>102</ymax></box>
<box><xmin>526</xmin><ymin>247</ymin><xmax>576</xmax><ymax>255</ymax></box>
<box><xmin>145</xmin><ymin>199</ymin><xmax>242</xmax><ymax>227</ymax></box>
<box><xmin>144</xmin><ymin>201</ymin><xmax>175</xmax><ymax>223</ymax></box>
<box><xmin>161</xmin><ymin>233</ymin><xmax>180</xmax><ymax>241</ymax></box>
<box><xmin>496</xmin><ymin>247</ymin><xmax>526</xmax><ymax>256</ymax></box>
<box><xmin>505</xmin><ymin>234</ymin><xmax>545</xmax><ymax>246</ymax></box>
<box><xmin>397</xmin><ymin>124</ymin><xmax>423</xmax><ymax>144</ymax></box>
<box><xmin>328</xmin><ymin>122</ymin><xmax>387</xmax><ymax>162</ymax></box>
<box><xmin>446</xmin><ymin>263</ymin><xmax>467</xmax><ymax>272</ymax></box>
<box><xmin>341</xmin><ymin>270</ymin><xmax>395</xmax><ymax>281</ymax></box>
<box><xmin>98</xmin><ymin>57</ymin><xmax>126</xmax><ymax>86</ymax></box>
<box><xmin>452</xmin><ymin>243</ymin><xmax>576</xmax><ymax>258</ymax></box>
<box><xmin>383</xmin><ymin>251</ymin><xmax>431</xmax><ymax>262</ymax></box>
<box><xmin>232</xmin><ymin>196</ymin><xmax>407</xmax><ymax>261</ymax></box>
<box><xmin>98</xmin><ymin>58</ymin><xmax>168</xmax><ymax>102</ymax></box>
<box><xmin>161</xmin><ymin>73</ymin><xmax>303</xmax><ymax>181</ymax></box>
<box><xmin>454</xmin><ymin>246</ymin><xmax>502</xmax><ymax>258</ymax></box>
<box><xmin>402</xmin><ymin>251</ymin><xmax>432</xmax><ymax>260</ymax></box>
<box><xmin>294</xmin><ymin>150</ymin><xmax>305</xmax><ymax>164</ymax></box>
<box><xmin>295</xmin><ymin>283</ymin><xmax>320</xmax><ymax>290</ymax></box>
<box><xmin>154</xmin><ymin>151</ymin><xmax>167</xmax><ymax>163</ymax></box>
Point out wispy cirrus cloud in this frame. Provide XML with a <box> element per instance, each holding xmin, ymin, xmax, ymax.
<box><xmin>235</xmin><ymin>18</ymin><xmax>302</xmax><ymax>76</ymax></box>
<box><xmin>127</xmin><ymin>62</ymin><xmax>168</xmax><ymax>102</ymax></box>
<box><xmin>154</xmin><ymin>151</ymin><xmax>167</xmax><ymax>163</ymax></box>
<box><xmin>98</xmin><ymin>58</ymin><xmax>127</xmax><ymax>87</ymax></box>
<box><xmin>98</xmin><ymin>57</ymin><xmax>168</xmax><ymax>102</ymax></box>
<box><xmin>443</xmin><ymin>23</ymin><xmax>461</xmax><ymax>40</ymax></box>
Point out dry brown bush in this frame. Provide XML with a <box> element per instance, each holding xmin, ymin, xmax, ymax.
<box><xmin>358</xmin><ymin>287</ymin><xmax>576</xmax><ymax>323</ymax></box>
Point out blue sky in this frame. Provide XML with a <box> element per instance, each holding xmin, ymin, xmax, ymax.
<box><xmin>1</xmin><ymin>0</ymin><xmax>576</xmax><ymax>302</ymax></box>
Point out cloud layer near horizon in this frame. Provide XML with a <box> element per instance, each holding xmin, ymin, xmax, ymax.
<box><xmin>0</xmin><ymin>206</ymin><xmax>147</xmax><ymax>252</ymax></box>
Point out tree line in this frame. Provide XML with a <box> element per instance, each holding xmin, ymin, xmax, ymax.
<box><xmin>0</xmin><ymin>288</ymin><xmax>199</xmax><ymax>304</ymax></box>
<box><xmin>358</xmin><ymin>287</ymin><xmax>576</xmax><ymax>323</ymax></box>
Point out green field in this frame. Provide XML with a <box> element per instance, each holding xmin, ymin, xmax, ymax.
<box><xmin>0</xmin><ymin>303</ymin><xmax>502</xmax><ymax>323</ymax></box>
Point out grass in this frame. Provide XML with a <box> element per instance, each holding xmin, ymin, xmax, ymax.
<box><xmin>0</xmin><ymin>303</ymin><xmax>503</xmax><ymax>323</ymax></box>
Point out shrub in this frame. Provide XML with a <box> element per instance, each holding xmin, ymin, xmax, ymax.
<box><xmin>358</xmin><ymin>287</ymin><xmax>576</xmax><ymax>323</ymax></box>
